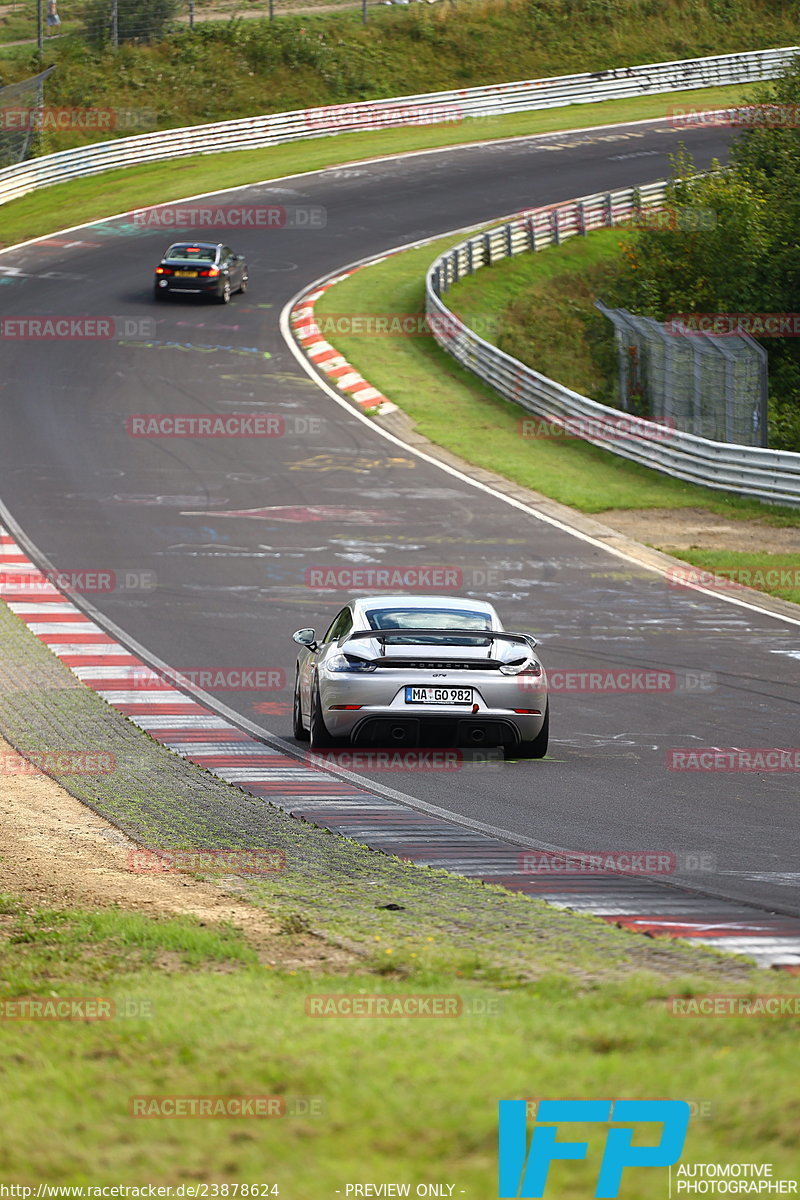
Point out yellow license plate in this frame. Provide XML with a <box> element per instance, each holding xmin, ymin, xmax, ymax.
<box><xmin>174</xmin><ymin>270</ymin><xmax>197</xmax><ymax>277</ymax></box>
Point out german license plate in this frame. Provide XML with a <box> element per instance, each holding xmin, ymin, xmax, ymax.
<box><xmin>175</xmin><ymin>270</ymin><xmax>197</xmax><ymax>277</ymax></box>
<box><xmin>405</xmin><ymin>686</ymin><xmax>473</xmax><ymax>705</ymax></box>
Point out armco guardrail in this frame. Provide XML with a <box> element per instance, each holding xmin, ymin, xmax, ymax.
<box><xmin>0</xmin><ymin>45</ymin><xmax>797</xmax><ymax>208</ymax></box>
<box><xmin>424</xmin><ymin>185</ymin><xmax>800</xmax><ymax>507</ymax></box>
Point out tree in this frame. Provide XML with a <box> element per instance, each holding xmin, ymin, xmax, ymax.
<box><xmin>605</xmin><ymin>56</ymin><xmax>800</xmax><ymax>450</ymax></box>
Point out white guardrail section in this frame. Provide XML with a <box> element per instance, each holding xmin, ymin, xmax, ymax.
<box><xmin>0</xmin><ymin>45</ymin><xmax>797</xmax><ymax>207</ymax></box>
<box><xmin>424</xmin><ymin>184</ymin><xmax>800</xmax><ymax>506</ymax></box>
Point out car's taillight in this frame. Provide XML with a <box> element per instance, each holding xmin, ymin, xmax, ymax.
<box><xmin>199</xmin><ymin>267</ymin><xmax>220</xmax><ymax>277</ymax></box>
<box><xmin>327</xmin><ymin>653</ymin><xmax>377</xmax><ymax>674</ymax></box>
<box><xmin>155</xmin><ymin>266</ymin><xmax>173</xmax><ymax>275</ymax></box>
<box><xmin>500</xmin><ymin>658</ymin><xmax>542</xmax><ymax>677</ymax></box>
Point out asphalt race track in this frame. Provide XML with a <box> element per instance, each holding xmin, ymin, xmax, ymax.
<box><xmin>1</xmin><ymin>116</ymin><xmax>798</xmax><ymax>918</ymax></box>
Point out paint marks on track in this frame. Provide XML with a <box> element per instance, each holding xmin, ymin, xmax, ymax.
<box><xmin>2</xmin><ymin>523</ymin><xmax>800</xmax><ymax>971</ymax></box>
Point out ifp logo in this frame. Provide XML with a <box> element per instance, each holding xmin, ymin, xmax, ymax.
<box><xmin>498</xmin><ymin>1099</ymin><xmax>690</xmax><ymax>1197</ymax></box>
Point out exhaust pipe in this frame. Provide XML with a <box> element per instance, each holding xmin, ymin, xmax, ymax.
<box><xmin>469</xmin><ymin>728</ymin><xmax>485</xmax><ymax>744</ymax></box>
<box><xmin>391</xmin><ymin>726</ymin><xmax>407</xmax><ymax>741</ymax></box>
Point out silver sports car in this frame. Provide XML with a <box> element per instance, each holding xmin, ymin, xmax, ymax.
<box><xmin>291</xmin><ymin>595</ymin><xmax>548</xmax><ymax>757</ymax></box>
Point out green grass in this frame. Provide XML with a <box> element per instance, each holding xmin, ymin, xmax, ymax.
<box><xmin>444</xmin><ymin>225</ymin><xmax>625</xmax><ymax>401</ymax></box>
<box><xmin>0</xmin><ymin>896</ymin><xmax>258</xmax><ymax>991</ymax></box>
<box><xmin>1</xmin><ymin>889</ymin><xmax>799</xmax><ymax>1186</ymax></box>
<box><xmin>2</xmin><ymin>0</ymin><xmax>798</xmax><ymax>147</ymax></box>
<box><xmin>664</xmin><ymin>548</ymin><xmax>800</xmax><ymax>605</ymax></box>
<box><xmin>314</xmin><ymin>230</ymin><xmax>800</xmax><ymax>528</ymax></box>
<box><xmin>0</xmin><ymin>84</ymin><xmax>756</xmax><ymax>248</ymax></box>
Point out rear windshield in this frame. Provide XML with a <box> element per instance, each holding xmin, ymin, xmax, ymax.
<box><xmin>164</xmin><ymin>245</ymin><xmax>217</xmax><ymax>262</ymax></box>
<box><xmin>365</xmin><ymin>608</ymin><xmax>492</xmax><ymax>645</ymax></box>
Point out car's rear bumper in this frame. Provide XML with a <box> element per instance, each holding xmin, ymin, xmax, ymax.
<box><xmin>155</xmin><ymin>278</ymin><xmax>222</xmax><ymax>296</ymax></box>
<box><xmin>319</xmin><ymin>686</ymin><xmax>547</xmax><ymax>745</ymax></box>
<box><xmin>348</xmin><ymin>712</ymin><xmax>535</xmax><ymax>748</ymax></box>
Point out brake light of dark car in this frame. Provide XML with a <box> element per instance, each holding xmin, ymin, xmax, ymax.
<box><xmin>198</xmin><ymin>268</ymin><xmax>220</xmax><ymax>277</ymax></box>
<box><xmin>155</xmin><ymin>266</ymin><xmax>173</xmax><ymax>275</ymax></box>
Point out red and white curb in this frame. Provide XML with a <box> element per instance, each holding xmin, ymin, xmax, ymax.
<box><xmin>290</xmin><ymin>272</ymin><xmax>398</xmax><ymax>416</ymax></box>
<box><xmin>2</xmin><ymin>524</ymin><xmax>800</xmax><ymax>972</ymax></box>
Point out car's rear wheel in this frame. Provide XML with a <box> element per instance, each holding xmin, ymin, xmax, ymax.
<box><xmin>153</xmin><ymin>287</ymin><xmax>165</xmax><ymax>301</ymax></box>
<box><xmin>514</xmin><ymin>703</ymin><xmax>549</xmax><ymax>759</ymax></box>
<box><xmin>217</xmin><ymin>280</ymin><xmax>232</xmax><ymax>304</ymax></box>
<box><xmin>309</xmin><ymin>679</ymin><xmax>341</xmax><ymax>749</ymax></box>
<box><xmin>293</xmin><ymin>674</ymin><xmax>309</xmax><ymax>741</ymax></box>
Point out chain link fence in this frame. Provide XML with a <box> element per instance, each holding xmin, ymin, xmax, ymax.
<box><xmin>596</xmin><ymin>302</ymin><xmax>768</xmax><ymax>448</ymax></box>
<box><xmin>0</xmin><ymin>68</ymin><xmax>55</xmax><ymax>168</ymax></box>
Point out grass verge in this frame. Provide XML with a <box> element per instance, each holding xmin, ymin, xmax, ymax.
<box><xmin>0</xmin><ymin>84</ymin><xmax>755</xmax><ymax>248</ymax></box>
<box><xmin>3</xmin><ymin>0</ymin><xmax>798</xmax><ymax>141</ymax></box>
<box><xmin>312</xmin><ymin>226</ymin><xmax>800</xmax><ymax>597</ymax></box>
<box><xmin>2</xmin><ymin>884</ymin><xmax>800</xmax><ymax>1187</ymax></box>
<box><xmin>664</xmin><ymin>548</ymin><xmax>800</xmax><ymax>606</ymax></box>
<box><xmin>1</xmin><ymin>588</ymin><xmax>799</xmax><ymax>1183</ymax></box>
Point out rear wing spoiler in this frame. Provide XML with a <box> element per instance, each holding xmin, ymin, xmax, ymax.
<box><xmin>343</xmin><ymin>628</ymin><xmax>537</xmax><ymax>648</ymax></box>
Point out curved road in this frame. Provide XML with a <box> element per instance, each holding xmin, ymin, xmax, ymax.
<box><xmin>1</xmin><ymin>116</ymin><xmax>798</xmax><ymax>916</ymax></box>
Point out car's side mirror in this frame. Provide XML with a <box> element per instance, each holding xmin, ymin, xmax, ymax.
<box><xmin>292</xmin><ymin>628</ymin><xmax>317</xmax><ymax>649</ymax></box>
